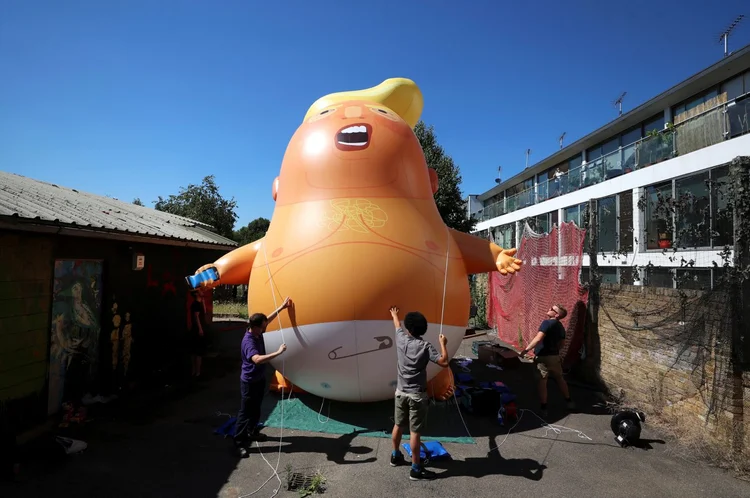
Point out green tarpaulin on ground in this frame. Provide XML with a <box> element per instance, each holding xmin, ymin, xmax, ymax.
<box><xmin>263</xmin><ymin>394</ymin><xmax>475</xmax><ymax>444</ymax></box>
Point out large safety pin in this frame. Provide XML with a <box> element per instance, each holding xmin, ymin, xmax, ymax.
<box><xmin>328</xmin><ymin>336</ymin><xmax>393</xmax><ymax>360</ymax></box>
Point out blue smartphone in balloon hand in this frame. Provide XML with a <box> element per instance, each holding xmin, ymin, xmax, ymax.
<box><xmin>185</xmin><ymin>267</ymin><xmax>219</xmax><ymax>289</ymax></box>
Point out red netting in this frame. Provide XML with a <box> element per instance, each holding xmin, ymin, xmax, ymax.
<box><xmin>487</xmin><ymin>221</ymin><xmax>589</xmax><ymax>368</ymax></box>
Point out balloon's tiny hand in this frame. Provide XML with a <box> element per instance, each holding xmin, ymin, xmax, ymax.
<box><xmin>497</xmin><ymin>248</ymin><xmax>522</xmax><ymax>275</ymax></box>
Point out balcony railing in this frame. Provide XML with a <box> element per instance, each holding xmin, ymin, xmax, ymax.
<box><xmin>476</xmin><ymin>95</ymin><xmax>749</xmax><ymax>222</ymax></box>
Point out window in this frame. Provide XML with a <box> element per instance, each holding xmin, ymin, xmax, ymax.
<box><xmin>537</xmin><ymin>172</ymin><xmax>549</xmax><ymax>201</ymax></box>
<box><xmin>621</xmin><ymin>127</ymin><xmax>641</xmax><ymax>173</ymax></box>
<box><xmin>645</xmin><ymin>181</ymin><xmax>673</xmax><ymax>250</ymax></box>
<box><xmin>600</xmin><ymin>267</ymin><xmax>617</xmax><ymax>284</ymax></box>
<box><xmin>564</xmin><ymin>205</ymin><xmax>581</xmax><ymax>226</ymax></box>
<box><xmin>721</xmin><ymin>75</ymin><xmax>745</xmax><ymax>101</ymax></box>
<box><xmin>676</xmin><ymin>269</ymin><xmax>711</xmax><ymax>291</ymax></box>
<box><xmin>565</xmin><ymin>203</ymin><xmax>590</xmax><ymax>251</ymax></box>
<box><xmin>565</xmin><ymin>155</ymin><xmax>583</xmax><ymax>193</ymax></box>
<box><xmin>675</xmin><ymin>172</ymin><xmax>710</xmax><ymax>248</ymax></box>
<box><xmin>580</xmin><ymin>267</ymin><xmax>590</xmax><ymax>285</ymax></box>
<box><xmin>645</xmin><ymin>267</ymin><xmax>673</xmax><ymax>288</ymax></box>
<box><xmin>496</xmin><ymin>223</ymin><xmax>515</xmax><ymax>249</ymax></box>
<box><xmin>727</xmin><ymin>94</ymin><xmax>750</xmax><ymax>138</ymax></box>
<box><xmin>711</xmin><ymin>166</ymin><xmax>733</xmax><ymax>247</ymax></box>
<box><xmin>643</xmin><ymin>113</ymin><xmax>665</xmax><ymax>134</ymax></box>
<box><xmin>598</xmin><ymin>196</ymin><xmax>617</xmax><ymax>252</ymax></box>
<box><xmin>535</xmin><ymin>213</ymin><xmax>551</xmax><ymax>234</ymax></box>
<box><xmin>618</xmin><ymin>191</ymin><xmax>633</xmax><ymax>252</ymax></box>
<box><xmin>620</xmin><ymin>267</ymin><xmax>637</xmax><ymax>285</ymax></box>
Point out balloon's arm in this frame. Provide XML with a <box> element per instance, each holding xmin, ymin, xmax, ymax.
<box><xmin>189</xmin><ymin>238</ymin><xmax>264</xmax><ymax>288</ymax></box>
<box><xmin>448</xmin><ymin>229</ymin><xmax>522</xmax><ymax>275</ymax></box>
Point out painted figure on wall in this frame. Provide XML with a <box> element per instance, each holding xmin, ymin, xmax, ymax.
<box><xmin>109</xmin><ymin>297</ymin><xmax>135</xmax><ymax>384</ymax></box>
<box><xmin>48</xmin><ymin>260</ymin><xmax>103</xmax><ymax>415</ymax></box>
<box><xmin>111</xmin><ymin>303</ymin><xmax>121</xmax><ymax>371</ymax></box>
<box><xmin>122</xmin><ymin>312</ymin><xmax>133</xmax><ymax>376</ymax></box>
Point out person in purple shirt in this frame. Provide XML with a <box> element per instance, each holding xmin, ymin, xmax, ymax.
<box><xmin>235</xmin><ymin>297</ymin><xmax>292</xmax><ymax>457</ymax></box>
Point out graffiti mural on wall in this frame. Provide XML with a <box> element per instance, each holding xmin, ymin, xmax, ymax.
<box><xmin>110</xmin><ymin>300</ymin><xmax>135</xmax><ymax>382</ymax></box>
<box><xmin>48</xmin><ymin>260</ymin><xmax>103</xmax><ymax>415</ymax></box>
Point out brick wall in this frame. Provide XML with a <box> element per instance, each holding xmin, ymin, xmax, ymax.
<box><xmin>598</xmin><ymin>283</ymin><xmax>746</xmax><ymax>457</ymax></box>
<box><xmin>0</xmin><ymin>232</ymin><xmax>54</xmax><ymax>428</ymax></box>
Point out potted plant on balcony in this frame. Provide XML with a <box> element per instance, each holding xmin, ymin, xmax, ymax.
<box><xmin>658</xmin><ymin>232</ymin><xmax>672</xmax><ymax>249</ymax></box>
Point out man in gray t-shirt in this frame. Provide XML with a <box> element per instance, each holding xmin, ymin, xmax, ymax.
<box><xmin>388</xmin><ymin>306</ymin><xmax>449</xmax><ymax>481</ymax></box>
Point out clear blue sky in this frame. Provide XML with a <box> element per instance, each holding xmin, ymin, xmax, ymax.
<box><xmin>2</xmin><ymin>1</ymin><xmax>749</xmax><ymax>229</ymax></box>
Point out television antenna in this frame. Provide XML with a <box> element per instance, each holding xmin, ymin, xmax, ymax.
<box><xmin>719</xmin><ymin>15</ymin><xmax>745</xmax><ymax>57</ymax></box>
<box><xmin>559</xmin><ymin>132</ymin><xmax>566</xmax><ymax>149</ymax></box>
<box><xmin>525</xmin><ymin>149</ymin><xmax>532</xmax><ymax>169</ymax></box>
<box><xmin>613</xmin><ymin>92</ymin><xmax>627</xmax><ymax>116</ymax></box>
<box><xmin>494</xmin><ymin>166</ymin><xmax>503</xmax><ymax>184</ymax></box>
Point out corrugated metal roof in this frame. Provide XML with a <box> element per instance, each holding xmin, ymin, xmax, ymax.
<box><xmin>0</xmin><ymin>171</ymin><xmax>238</xmax><ymax>247</ymax></box>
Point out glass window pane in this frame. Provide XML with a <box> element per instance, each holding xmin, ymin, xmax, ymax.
<box><xmin>618</xmin><ymin>191</ymin><xmax>633</xmax><ymax>252</ymax></box>
<box><xmin>598</xmin><ymin>196</ymin><xmax>617</xmax><ymax>252</ymax></box>
<box><xmin>602</xmin><ymin>138</ymin><xmax>619</xmax><ymax>155</ymax></box>
<box><xmin>587</xmin><ymin>147</ymin><xmax>602</xmax><ymax>161</ymax></box>
<box><xmin>645</xmin><ymin>181</ymin><xmax>673</xmax><ymax>250</ymax></box>
<box><xmin>711</xmin><ymin>166</ymin><xmax>734</xmax><ymax>247</ymax></box>
<box><xmin>622</xmin><ymin>143</ymin><xmax>636</xmax><ymax>173</ymax></box>
<box><xmin>676</xmin><ymin>269</ymin><xmax>711</xmax><ymax>291</ymax></box>
<box><xmin>727</xmin><ymin>94</ymin><xmax>750</xmax><ymax>138</ymax></box>
<box><xmin>621</xmin><ymin>127</ymin><xmax>641</xmax><ymax>147</ymax></box>
<box><xmin>675</xmin><ymin>172</ymin><xmax>710</xmax><ymax>248</ymax></box>
<box><xmin>620</xmin><ymin>267</ymin><xmax>636</xmax><ymax>285</ymax></box>
<box><xmin>646</xmin><ymin>267</ymin><xmax>673</xmax><ymax>288</ymax></box>
<box><xmin>580</xmin><ymin>202</ymin><xmax>591</xmax><ymax>251</ymax></box>
<box><xmin>644</xmin><ymin>113</ymin><xmax>665</xmax><ymax>134</ymax></box>
<box><xmin>600</xmin><ymin>268</ymin><xmax>617</xmax><ymax>284</ymax></box>
<box><xmin>685</xmin><ymin>96</ymin><xmax>703</xmax><ymax>112</ymax></box>
<box><xmin>722</xmin><ymin>75</ymin><xmax>744</xmax><ymax>101</ymax></box>
<box><xmin>580</xmin><ymin>268</ymin><xmax>590</xmax><ymax>285</ymax></box>
<box><xmin>564</xmin><ymin>205</ymin><xmax>580</xmax><ymax>226</ymax></box>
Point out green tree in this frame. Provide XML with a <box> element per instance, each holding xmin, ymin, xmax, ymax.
<box><xmin>233</xmin><ymin>217</ymin><xmax>270</xmax><ymax>245</ymax></box>
<box><xmin>415</xmin><ymin>121</ymin><xmax>476</xmax><ymax>233</ymax></box>
<box><xmin>132</xmin><ymin>198</ymin><xmax>144</xmax><ymax>206</ymax></box>
<box><xmin>154</xmin><ymin>175</ymin><xmax>238</xmax><ymax>239</ymax></box>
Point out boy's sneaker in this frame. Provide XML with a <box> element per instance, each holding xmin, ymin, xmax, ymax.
<box><xmin>390</xmin><ymin>452</ymin><xmax>406</xmax><ymax>467</ymax></box>
<box><xmin>409</xmin><ymin>466</ymin><xmax>437</xmax><ymax>481</ymax></box>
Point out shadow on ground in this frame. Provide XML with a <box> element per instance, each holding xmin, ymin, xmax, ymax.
<box><xmin>260</xmin><ymin>345</ymin><xmax>614</xmax><ymax>444</ymax></box>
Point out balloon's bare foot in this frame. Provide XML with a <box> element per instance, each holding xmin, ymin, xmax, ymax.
<box><xmin>427</xmin><ymin>368</ymin><xmax>455</xmax><ymax>401</ymax></box>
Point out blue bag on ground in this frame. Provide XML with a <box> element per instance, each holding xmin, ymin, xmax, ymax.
<box><xmin>402</xmin><ymin>441</ymin><xmax>451</xmax><ymax>460</ymax></box>
<box><xmin>214</xmin><ymin>417</ymin><xmax>237</xmax><ymax>437</ymax></box>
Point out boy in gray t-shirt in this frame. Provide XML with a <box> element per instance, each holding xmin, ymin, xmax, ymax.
<box><xmin>388</xmin><ymin>306</ymin><xmax>449</xmax><ymax>481</ymax></box>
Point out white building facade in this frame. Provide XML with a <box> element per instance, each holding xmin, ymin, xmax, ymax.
<box><xmin>469</xmin><ymin>45</ymin><xmax>750</xmax><ymax>290</ymax></box>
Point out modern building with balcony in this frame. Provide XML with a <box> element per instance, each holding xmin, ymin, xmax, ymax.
<box><xmin>468</xmin><ymin>44</ymin><xmax>750</xmax><ymax>289</ymax></box>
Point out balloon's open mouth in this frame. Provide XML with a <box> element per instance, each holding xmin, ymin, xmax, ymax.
<box><xmin>336</xmin><ymin>124</ymin><xmax>371</xmax><ymax>151</ymax></box>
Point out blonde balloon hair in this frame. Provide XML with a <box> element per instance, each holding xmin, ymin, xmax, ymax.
<box><xmin>303</xmin><ymin>78</ymin><xmax>424</xmax><ymax>129</ymax></box>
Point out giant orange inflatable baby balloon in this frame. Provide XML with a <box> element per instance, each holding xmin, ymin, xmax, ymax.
<box><xmin>192</xmin><ymin>78</ymin><xmax>521</xmax><ymax>402</ymax></box>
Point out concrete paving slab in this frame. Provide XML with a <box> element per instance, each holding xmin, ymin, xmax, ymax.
<box><xmin>1</xmin><ymin>335</ymin><xmax>748</xmax><ymax>498</ymax></box>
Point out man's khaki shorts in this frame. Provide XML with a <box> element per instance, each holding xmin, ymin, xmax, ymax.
<box><xmin>535</xmin><ymin>355</ymin><xmax>563</xmax><ymax>379</ymax></box>
<box><xmin>394</xmin><ymin>392</ymin><xmax>428</xmax><ymax>433</ymax></box>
